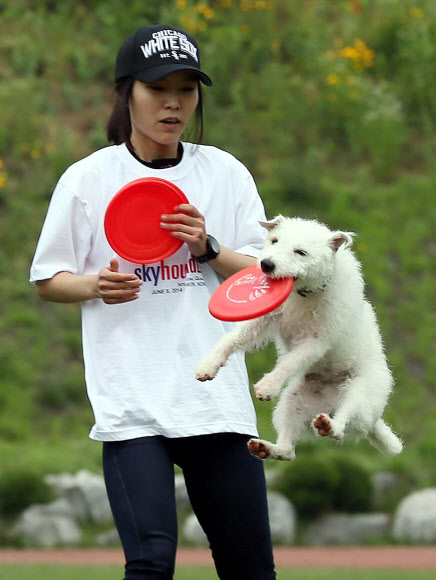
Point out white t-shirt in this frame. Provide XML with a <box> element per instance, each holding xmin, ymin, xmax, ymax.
<box><xmin>30</xmin><ymin>142</ymin><xmax>267</xmax><ymax>441</ymax></box>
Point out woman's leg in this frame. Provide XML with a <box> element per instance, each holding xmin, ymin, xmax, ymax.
<box><xmin>176</xmin><ymin>433</ymin><xmax>277</xmax><ymax>580</ymax></box>
<box><xmin>103</xmin><ymin>436</ymin><xmax>178</xmax><ymax>580</ymax></box>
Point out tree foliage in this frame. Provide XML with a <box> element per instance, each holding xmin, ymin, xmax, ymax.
<box><xmin>0</xmin><ymin>0</ymin><xmax>434</xmax><ymax>479</ymax></box>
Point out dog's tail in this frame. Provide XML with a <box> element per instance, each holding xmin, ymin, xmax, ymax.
<box><xmin>368</xmin><ymin>419</ymin><xmax>403</xmax><ymax>455</ymax></box>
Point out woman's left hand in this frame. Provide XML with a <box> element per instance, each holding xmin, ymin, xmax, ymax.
<box><xmin>160</xmin><ymin>204</ymin><xmax>209</xmax><ymax>257</ymax></box>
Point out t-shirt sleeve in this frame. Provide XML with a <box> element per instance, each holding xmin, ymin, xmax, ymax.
<box><xmin>29</xmin><ymin>182</ymin><xmax>93</xmax><ymax>283</ymax></box>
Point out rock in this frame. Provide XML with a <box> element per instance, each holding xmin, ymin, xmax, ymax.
<box><xmin>175</xmin><ymin>473</ymin><xmax>191</xmax><ymax>511</ymax></box>
<box><xmin>44</xmin><ymin>497</ymin><xmax>78</xmax><ymax>520</ymax></box>
<box><xmin>12</xmin><ymin>504</ymin><xmax>81</xmax><ymax>548</ymax></box>
<box><xmin>304</xmin><ymin>513</ymin><xmax>390</xmax><ymax>546</ymax></box>
<box><xmin>393</xmin><ymin>488</ymin><xmax>436</xmax><ymax>543</ymax></box>
<box><xmin>97</xmin><ymin>527</ymin><xmax>121</xmax><ymax>547</ymax></box>
<box><xmin>182</xmin><ymin>491</ymin><xmax>296</xmax><ymax>546</ymax></box>
<box><xmin>182</xmin><ymin>513</ymin><xmax>208</xmax><ymax>546</ymax></box>
<box><xmin>45</xmin><ymin>470</ymin><xmax>113</xmax><ymax>525</ymax></box>
<box><xmin>267</xmin><ymin>491</ymin><xmax>296</xmax><ymax>544</ymax></box>
<box><xmin>264</xmin><ymin>469</ymin><xmax>278</xmax><ymax>486</ymax></box>
<box><xmin>371</xmin><ymin>471</ymin><xmax>400</xmax><ymax>508</ymax></box>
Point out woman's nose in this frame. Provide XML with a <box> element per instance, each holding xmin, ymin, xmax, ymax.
<box><xmin>164</xmin><ymin>93</ymin><xmax>181</xmax><ymax>109</ymax></box>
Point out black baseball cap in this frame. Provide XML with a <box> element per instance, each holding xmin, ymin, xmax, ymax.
<box><xmin>115</xmin><ymin>24</ymin><xmax>212</xmax><ymax>86</ymax></box>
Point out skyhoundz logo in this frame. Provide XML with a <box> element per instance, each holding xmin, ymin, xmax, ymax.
<box><xmin>134</xmin><ymin>258</ymin><xmax>203</xmax><ymax>287</ymax></box>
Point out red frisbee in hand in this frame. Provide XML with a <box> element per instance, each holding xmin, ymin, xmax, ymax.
<box><xmin>209</xmin><ymin>265</ymin><xmax>294</xmax><ymax>321</ymax></box>
<box><xmin>104</xmin><ymin>178</ymin><xmax>189</xmax><ymax>264</ymax></box>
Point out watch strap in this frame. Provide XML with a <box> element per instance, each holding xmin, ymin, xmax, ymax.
<box><xmin>193</xmin><ymin>235</ymin><xmax>220</xmax><ymax>263</ymax></box>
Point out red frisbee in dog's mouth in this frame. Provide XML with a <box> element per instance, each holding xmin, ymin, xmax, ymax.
<box><xmin>104</xmin><ymin>177</ymin><xmax>189</xmax><ymax>264</ymax></box>
<box><xmin>209</xmin><ymin>265</ymin><xmax>294</xmax><ymax>321</ymax></box>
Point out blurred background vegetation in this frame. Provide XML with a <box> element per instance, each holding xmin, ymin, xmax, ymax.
<box><xmin>0</xmin><ymin>0</ymin><xmax>435</xmax><ymax>523</ymax></box>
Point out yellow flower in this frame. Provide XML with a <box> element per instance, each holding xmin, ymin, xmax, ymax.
<box><xmin>180</xmin><ymin>15</ymin><xmax>198</xmax><ymax>33</ymax></box>
<box><xmin>410</xmin><ymin>6</ymin><xmax>424</xmax><ymax>18</ymax></box>
<box><xmin>177</xmin><ymin>0</ymin><xmax>187</xmax><ymax>7</ymax></box>
<box><xmin>31</xmin><ymin>149</ymin><xmax>41</xmax><ymax>159</ymax></box>
<box><xmin>341</xmin><ymin>46</ymin><xmax>358</xmax><ymax>60</ymax></box>
<box><xmin>195</xmin><ymin>3</ymin><xmax>215</xmax><ymax>19</ymax></box>
<box><xmin>0</xmin><ymin>171</ymin><xmax>8</xmax><ymax>189</ymax></box>
<box><xmin>272</xmin><ymin>39</ymin><xmax>281</xmax><ymax>54</ymax></box>
<box><xmin>340</xmin><ymin>39</ymin><xmax>375</xmax><ymax>71</ymax></box>
<box><xmin>255</xmin><ymin>0</ymin><xmax>270</xmax><ymax>9</ymax></box>
<box><xmin>326</xmin><ymin>73</ymin><xmax>340</xmax><ymax>85</ymax></box>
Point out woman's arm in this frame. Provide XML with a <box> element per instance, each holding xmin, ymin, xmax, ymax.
<box><xmin>161</xmin><ymin>203</ymin><xmax>258</xmax><ymax>279</ymax></box>
<box><xmin>206</xmin><ymin>245</ymin><xmax>257</xmax><ymax>278</ymax></box>
<box><xmin>35</xmin><ymin>258</ymin><xmax>142</xmax><ymax>304</ymax></box>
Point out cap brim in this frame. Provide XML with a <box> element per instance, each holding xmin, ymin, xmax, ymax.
<box><xmin>133</xmin><ymin>64</ymin><xmax>212</xmax><ymax>86</ymax></box>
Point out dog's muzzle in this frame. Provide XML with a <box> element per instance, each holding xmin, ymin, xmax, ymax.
<box><xmin>260</xmin><ymin>259</ymin><xmax>275</xmax><ymax>274</ymax></box>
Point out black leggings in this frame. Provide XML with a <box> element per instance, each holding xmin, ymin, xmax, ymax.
<box><xmin>103</xmin><ymin>433</ymin><xmax>277</xmax><ymax>580</ymax></box>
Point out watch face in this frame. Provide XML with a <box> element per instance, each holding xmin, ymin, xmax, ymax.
<box><xmin>208</xmin><ymin>236</ymin><xmax>220</xmax><ymax>255</ymax></box>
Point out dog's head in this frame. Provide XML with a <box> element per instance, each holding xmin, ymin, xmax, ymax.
<box><xmin>258</xmin><ymin>216</ymin><xmax>355</xmax><ymax>286</ymax></box>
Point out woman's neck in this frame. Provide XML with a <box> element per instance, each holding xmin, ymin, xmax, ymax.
<box><xmin>130</xmin><ymin>136</ymin><xmax>179</xmax><ymax>163</ymax></box>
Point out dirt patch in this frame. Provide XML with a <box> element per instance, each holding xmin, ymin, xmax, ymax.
<box><xmin>0</xmin><ymin>547</ymin><xmax>436</xmax><ymax>569</ymax></box>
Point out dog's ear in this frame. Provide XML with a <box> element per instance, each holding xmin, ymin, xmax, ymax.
<box><xmin>259</xmin><ymin>215</ymin><xmax>284</xmax><ymax>231</ymax></box>
<box><xmin>330</xmin><ymin>231</ymin><xmax>355</xmax><ymax>251</ymax></box>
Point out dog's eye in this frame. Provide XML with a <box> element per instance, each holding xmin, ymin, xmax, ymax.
<box><xmin>294</xmin><ymin>249</ymin><xmax>307</xmax><ymax>256</ymax></box>
<box><xmin>271</xmin><ymin>238</ymin><xmax>278</xmax><ymax>244</ymax></box>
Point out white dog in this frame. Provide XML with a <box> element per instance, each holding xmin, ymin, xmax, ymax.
<box><xmin>196</xmin><ymin>216</ymin><xmax>403</xmax><ymax>460</ymax></box>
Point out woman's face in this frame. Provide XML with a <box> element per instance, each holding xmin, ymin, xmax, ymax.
<box><xmin>129</xmin><ymin>70</ymin><xmax>200</xmax><ymax>160</ymax></box>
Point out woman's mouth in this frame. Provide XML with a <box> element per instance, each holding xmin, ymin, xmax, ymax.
<box><xmin>161</xmin><ymin>118</ymin><xmax>181</xmax><ymax>126</ymax></box>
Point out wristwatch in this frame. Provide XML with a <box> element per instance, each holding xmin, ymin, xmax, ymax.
<box><xmin>193</xmin><ymin>235</ymin><xmax>221</xmax><ymax>263</ymax></box>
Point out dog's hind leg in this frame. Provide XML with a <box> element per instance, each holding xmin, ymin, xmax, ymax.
<box><xmin>248</xmin><ymin>384</ymin><xmax>306</xmax><ymax>461</ymax></box>
<box><xmin>368</xmin><ymin>419</ymin><xmax>403</xmax><ymax>455</ymax></box>
<box><xmin>313</xmin><ymin>375</ymin><xmax>370</xmax><ymax>441</ymax></box>
<box><xmin>253</xmin><ymin>337</ymin><xmax>329</xmax><ymax>401</ymax></box>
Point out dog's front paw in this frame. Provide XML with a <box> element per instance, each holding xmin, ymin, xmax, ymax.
<box><xmin>195</xmin><ymin>356</ymin><xmax>224</xmax><ymax>382</ymax></box>
<box><xmin>248</xmin><ymin>439</ymin><xmax>272</xmax><ymax>459</ymax></box>
<box><xmin>313</xmin><ymin>414</ymin><xmax>344</xmax><ymax>441</ymax></box>
<box><xmin>253</xmin><ymin>374</ymin><xmax>280</xmax><ymax>401</ymax></box>
<box><xmin>248</xmin><ymin>439</ymin><xmax>296</xmax><ymax>461</ymax></box>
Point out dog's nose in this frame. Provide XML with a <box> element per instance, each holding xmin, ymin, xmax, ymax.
<box><xmin>260</xmin><ymin>259</ymin><xmax>276</xmax><ymax>274</ymax></box>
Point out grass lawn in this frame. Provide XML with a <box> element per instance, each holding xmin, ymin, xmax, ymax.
<box><xmin>1</xmin><ymin>565</ymin><xmax>436</xmax><ymax>579</ymax></box>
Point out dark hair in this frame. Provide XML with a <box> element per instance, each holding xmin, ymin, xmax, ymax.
<box><xmin>106</xmin><ymin>77</ymin><xmax>205</xmax><ymax>149</ymax></box>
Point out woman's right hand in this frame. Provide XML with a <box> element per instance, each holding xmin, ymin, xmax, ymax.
<box><xmin>97</xmin><ymin>258</ymin><xmax>142</xmax><ymax>304</ymax></box>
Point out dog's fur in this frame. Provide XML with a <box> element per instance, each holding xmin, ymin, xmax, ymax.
<box><xmin>196</xmin><ymin>216</ymin><xmax>403</xmax><ymax>460</ymax></box>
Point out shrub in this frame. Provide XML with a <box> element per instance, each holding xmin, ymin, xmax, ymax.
<box><xmin>275</xmin><ymin>454</ymin><xmax>373</xmax><ymax>519</ymax></box>
<box><xmin>0</xmin><ymin>468</ymin><xmax>54</xmax><ymax>518</ymax></box>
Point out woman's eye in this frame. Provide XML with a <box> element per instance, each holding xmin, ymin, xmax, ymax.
<box><xmin>271</xmin><ymin>238</ymin><xmax>278</xmax><ymax>244</ymax></box>
<box><xmin>294</xmin><ymin>249</ymin><xmax>307</xmax><ymax>256</ymax></box>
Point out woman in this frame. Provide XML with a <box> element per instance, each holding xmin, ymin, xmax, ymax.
<box><xmin>30</xmin><ymin>24</ymin><xmax>276</xmax><ymax>580</ymax></box>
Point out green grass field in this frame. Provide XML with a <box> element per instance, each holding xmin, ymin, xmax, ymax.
<box><xmin>0</xmin><ymin>565</ymin><xmax>435</xmax><ymax>580</ymax></box>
